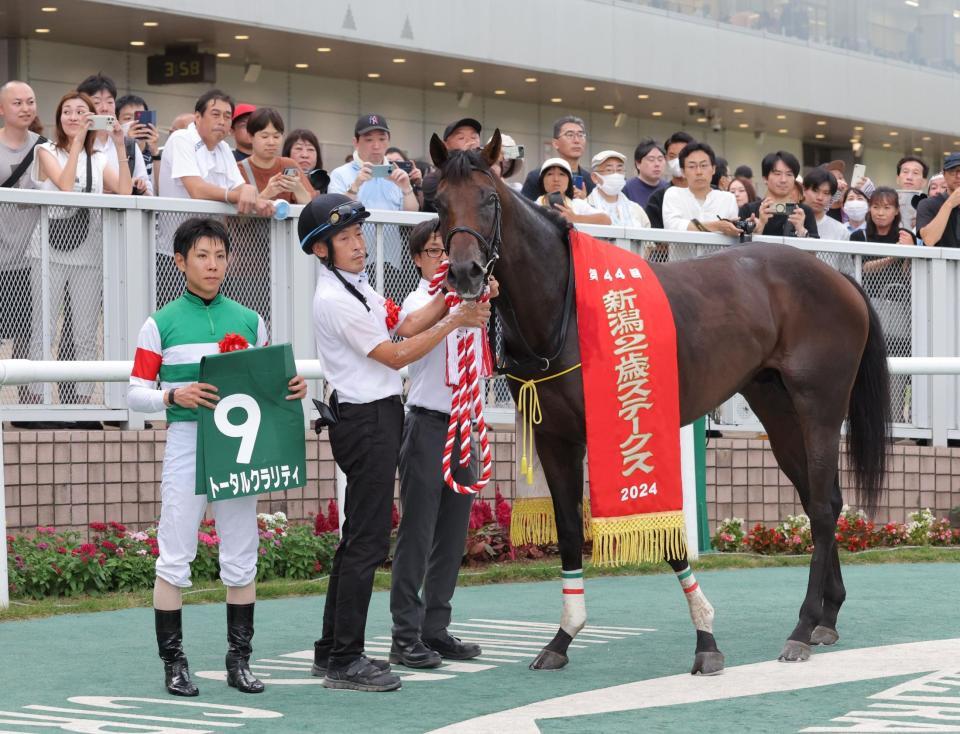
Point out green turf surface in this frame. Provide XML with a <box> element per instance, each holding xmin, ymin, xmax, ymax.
<box><xmin>0</xmin><ymin>563</ymin><xmax>957</xmax><ymax>733</ymax></box>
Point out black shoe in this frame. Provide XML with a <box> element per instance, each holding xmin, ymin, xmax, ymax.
<box><xmin>225</xmin><ymin>603</ymin><xmax>264</xmax><ymax>694</ymax></box>
<box><xmin>423</xmin><ymin>633</ymin><xmax>482</xmax><ymax>660</ymax></box>
<box><xmin>323</xmin><ymin>657</ymin><xmax>402</xmax><ymax>692</ymax></box>
<box><xmin>311</xmin><ymin>640</ymin><xmax>390</xmax><ymax>677</ymax></box>
<box><xmin>155</xmin><ymin>609</ymin><xmax>199</xmax><ymax>697</ymax></box>
<box><xmin>389</xmin><ymin>640</ymin><xmax>442</xmax><ymax>669</ymax></box>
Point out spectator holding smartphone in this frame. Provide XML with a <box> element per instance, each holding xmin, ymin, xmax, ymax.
<box><xmin>77</xmin><ymin>74</ymin><xmax>152</xmax><ymax>195</ymax></box>
<box><xmin>283</xmin><ymin>129</ymin><xmax>328</xmax><ymax>195</ymax></box>
<box><xmin>739</xmin><ymin>151</ymin><xmax>818</xmax><ymax>238</ymax></box>
<box><xmin>386</xmin><ymin>146</ymin><xmax>423</xmax><ymax>208</ymax></box>
<box><xmin>116</xmin><ymin>94</ymin><xmax>159</xmax><ymax>188</ymax></box>
<box><xmin>521</xmin><ymin>116</ymin><xmax>595</xmax><ymax>200</ymax></box>
<box><xmin>238</xmin><ymin>108</ymin><xmax>314</xmax><ymax>204</ymax></box>
<box><xmin>917</xmin><ymin>153</ymin><xmax>960</xmax><ymax>247</ymax></box>
<box><xmin>536</xmin><ymin>158</ymin><xmax>610</xmax><ymax>225</ymax></box>
<box><xmin>329</xmin><ymin>114</ymin><xmax>417</xmax><ymax>212</ymax></box>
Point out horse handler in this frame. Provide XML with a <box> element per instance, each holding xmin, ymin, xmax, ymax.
<box><xmin>300</xmin><ymin>195</ymin><xmax>490</xmax><ymax>692</ymax></box>
<box><xmin>128</xmin><ymin>217</ymin><xmax>307</xmax><ymax>697</ymax></box>
<box><xmin>389</xmin><ymin>221</ymin><xmax>492</xmax><ymax>667</ymax></box>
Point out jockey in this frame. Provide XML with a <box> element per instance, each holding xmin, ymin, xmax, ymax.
<box><xmin>128</xmin><ymin>217</ymin><xmax>307</xmax><ymax>697</ymax></box>
<box><xmin>300</xmin><ymin>194</ymin><xmax>491</xmax><ymax>692</ymax></box>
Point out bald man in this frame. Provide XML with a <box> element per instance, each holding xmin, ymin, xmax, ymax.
<box><xmin>0</xmin><ymin>81</ymin><xmax>43</xmax><ymax>396</ymax></box>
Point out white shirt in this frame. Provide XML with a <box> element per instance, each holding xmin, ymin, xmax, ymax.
<box><xmin>662</xmin><ymin>186</ymin><xmax>738</xmax><ymax>231</ymax></box>
<box><xmin>586</xmin><ymin>189</ymin><xmax>651</xmax><ymax>228</ymax></box>
<box><xmin>94</xmin><ymin>136</ymin><xmax>152</xmax><ymax>195</ymax></box>
<box><xmin>814</xmin><ymin>213</ymin><xmax>850</xmax><ymax>243</ymax></box>
<box><xmin>403</xmin><ymin>278</ymin><xmax>485</xmax><ymax>414</ymax></box>
<box><xmin>312</xmin><ymin>266</ymin><xmax>405</xmax><ymax>404</ymax></box>
<box><xmin>157</xmin><ymin>123</ymin><xmax>244</xmax><ymax>199</ymax></box>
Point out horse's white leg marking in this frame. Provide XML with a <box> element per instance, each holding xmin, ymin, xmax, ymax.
<box><xmin>560</xmin><ymin>568</ymin><xmax>586</xmax><ymax>637</ymax></box>
<box><xmin>675</xmin><ymin>565</ymin><xmax>714</xmax><ymax>633</ymax></box>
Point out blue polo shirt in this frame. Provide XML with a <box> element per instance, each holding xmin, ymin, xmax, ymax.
<box><xmin>328</xmin><ymin>160</ymin><xmax>403</xmax><ymax>211</ymax></box>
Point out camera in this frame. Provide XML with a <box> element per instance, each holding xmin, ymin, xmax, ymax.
<box><xmin>89</xmin><ymin>114</ymin><xmax>115</xmax><ymax>131</ymax></box>
<box><xmin>773</xmin><ymin>202</ymin><xmax>797</xmax><ymax>215</ymax></box>
<box><xmin>719</xmin><ymin>217</ymin><xmax>756</xmax><ymax>243</ymax></box>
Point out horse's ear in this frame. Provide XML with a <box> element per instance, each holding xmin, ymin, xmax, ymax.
<box><xmin>482</xmin><ymin>129</ymin><xmax>502</xmax><ymax>168</ymax></box>
<box><xmin>429</xmin><ymin>134</ymin><xmax>448</xmax><ymax>169</ymax></box>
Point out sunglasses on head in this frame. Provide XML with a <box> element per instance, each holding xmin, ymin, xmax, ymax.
<box><xmin>300</xmin><ymin>203</ymin><xmax>367</xmax><ymax>250</ymax></box>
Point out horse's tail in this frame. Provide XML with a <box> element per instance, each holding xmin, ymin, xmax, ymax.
<box><xmin>844</xmin><ymin>275</ymin><xmax>891</xmax><ymax>516</ymax></box>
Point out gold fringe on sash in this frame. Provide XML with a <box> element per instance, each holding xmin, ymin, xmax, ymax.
<box><xmin>510</xmin><ymin>497</ymin><xmax>593</xmax><ymax>546</ymax></box>
<box><xmin>590</xmin><ymin>511</ymin><xmax>687</xmax><ymax>567</ymax></box>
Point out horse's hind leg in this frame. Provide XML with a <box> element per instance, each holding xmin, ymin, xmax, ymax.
<box><xmin>742</xmin><ymin>375</ymin><xmax>846</xmax><ymax>659</ymax></box>
<box><xmin>526</xmin><ymin>433</ymin><xmax>586</xmax><ymax>671</ymax></box>
<box><xmin>665</xmin><ymin>556</ymin><xmax>724</xmax><ymax>675</ymax></box>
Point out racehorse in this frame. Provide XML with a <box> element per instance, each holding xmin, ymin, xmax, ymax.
<box><xmin>429</xmin><ymin>131</ymin><xmax>890</xmax><ymax>675</ymax></box>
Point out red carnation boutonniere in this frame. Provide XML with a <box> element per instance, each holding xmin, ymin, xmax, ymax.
<box><xmin>219</xmin><ymin>333</ymin><xmax>250</xmax><ymax>353</ymax></box>
<box><xmin>384</xmin><ymin>298</ymin><xmax>401</xmax><ymax>331</ymax></box>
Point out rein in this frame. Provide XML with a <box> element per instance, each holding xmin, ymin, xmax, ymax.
<box><xmin>427</xmin><ymin>261</ymin><xmax>492</xmax><ymax>495</ymax></box>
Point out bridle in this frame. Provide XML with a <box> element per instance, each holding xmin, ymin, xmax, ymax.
<box><xmin>438</xmin><ymin>163</ymin><xmax>576</xmax><ymax>376</ymax></box>
<box><xmin>440</xmin><ymin>167</ymin><xmax>502</xmax><ymax>286</ymax></box>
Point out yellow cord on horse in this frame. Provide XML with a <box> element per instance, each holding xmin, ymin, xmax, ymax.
<box><xmin>506</xmin><ymin>363</ymin><xmax>582</xmax><ymax>484</ymax></box>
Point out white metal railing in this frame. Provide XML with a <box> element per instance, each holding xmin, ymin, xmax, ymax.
<box><xmin>1</xmin><ymin>189</ymin><xmax>959</xmax><ymax>442</ymax></box>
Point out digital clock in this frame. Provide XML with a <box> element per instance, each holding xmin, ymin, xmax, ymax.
<box><xmin>147</xmin><ymin>51</ymin><xmax>216</xmax><ymax>86</ymax></box>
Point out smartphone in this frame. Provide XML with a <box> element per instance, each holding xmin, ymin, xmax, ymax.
<box><xmin>852</xmin><ymin>163</ymin><xmax>866</xmax><ymax>186</ymax></box>
<box><xmin>371</xmin><ymin>163</ymin><xmax>394</xmax><ymax>178</ymax></box>
<box><xmin>89</xmin><ymin>114</ymin><xmax>115</xmax><ymax>131</ymax></box>
<box><xmin>546</xmin><ymin>191</ymin><xmax>565</xmax><ymax>208</ymax></box>
<box><xmin>394</xmin><ymin>160</ymin><xmax>414</xmax><ymax>174</ymax></box>
<box><xmin>134</xmin><ymin>109</ymin><xmax>157</xmax><ymax>127</ymax></box>
<box><xmin>282</xmin><ymin>167</ymin><xmax>299</xmax><ymax>177</ymax></box>
<box><xmin>572</xmin><ymin>174</ymin><xmax>584</xmax><ymax>190</ymax></box>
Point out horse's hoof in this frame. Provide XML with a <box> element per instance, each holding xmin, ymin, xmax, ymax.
<box><xmin>691</xmin><ymin>651</ymin><xmax>725</xmax><ymax>676</ymax></box>
<box><xmin>529</xmin><ymin>649</ymin><xmax>568</xmax><ymax>671</ymax></box>
<box><xmin>778</xmin><ymin>640</ymin><xmax>811</xmax><ymax>662</ymax></box>
<box><xmin>810</xmin><ymin>626</ymin><xmax>839</xmax><ymax>646</ymax></box>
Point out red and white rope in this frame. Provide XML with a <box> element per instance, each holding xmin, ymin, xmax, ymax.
<box><xmin>428</xmin><ymin>261</ymin><xmax>492</xmax><ymax>495</ymax></box>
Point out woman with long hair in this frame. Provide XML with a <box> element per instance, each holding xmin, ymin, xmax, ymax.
<box><xmin>26</xmin><ymin>91</ymin><xmax>131</xmax><ymax>404</ymax></box>
<box><xmin>727</xmin><ymin>176</ymin><xmax>757</xmax><ymax>209</ymax></box>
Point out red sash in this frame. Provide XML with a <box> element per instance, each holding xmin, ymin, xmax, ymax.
<box><xmin>571</xmin><ymin>229</ymin><xmax>686</xmax><ymax>565</ymax></box>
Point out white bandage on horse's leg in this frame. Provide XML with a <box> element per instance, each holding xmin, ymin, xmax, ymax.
<box><xmin>560</xmin><ymin>569</ymin><xmax>587</xmax><ymax>637</ymax></box>
<box><xmin>675</xmin><ymin>565</ymin><xmax>714</xmax><ymax>633</ymax></box>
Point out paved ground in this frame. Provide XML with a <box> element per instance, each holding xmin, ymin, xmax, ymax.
<box><xmin>1</xmin><ymin>563</ymin><xmax>958</xmax><ymax>733</ymax></box>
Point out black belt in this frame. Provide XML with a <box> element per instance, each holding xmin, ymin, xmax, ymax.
<box><xmin>408</xmin><ymin>405</ymin><xmax>450</xmax><ymax>421</ymax></box>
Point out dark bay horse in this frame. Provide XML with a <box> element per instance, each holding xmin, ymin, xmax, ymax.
<box><xmin>429</xmin><ymin>131</ymin><xmax>890</xmax><ymax>675</ymax></box>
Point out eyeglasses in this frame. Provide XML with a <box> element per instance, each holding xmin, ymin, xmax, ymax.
<box><xmin>421</xmin><ymin>247</ymin><xmax>445</xmax><ymax>259</ymax></box>
<box><xmin>684</xmin><ymin>162</ymin><xmax>713</xmax><ymax>172</ymax></box>
<box><xmin>558</xmin><ymin>131</ymin><xmax>587</xmax><ymax>141</ymax></box>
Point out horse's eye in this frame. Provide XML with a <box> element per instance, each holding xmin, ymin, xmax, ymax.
<box><xmin>485</xmin><ymin>194</ymin><xmax>496</xmax><ymax>206</ymax></box>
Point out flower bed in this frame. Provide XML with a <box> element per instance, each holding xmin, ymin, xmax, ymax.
<box><xmin>712</xmin><ymin>507</ymin><xmax>960</xmax><ymax>555</ymax></box>
<box><xmin>6</xmin><ymin>489</ymin><xmax>558</xmax><ymax>600</ymax></box>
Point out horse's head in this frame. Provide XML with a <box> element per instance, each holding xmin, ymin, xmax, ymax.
<box><xmin>430</xmin><ymin>129</ymin><xmax>504</xmax><ymax>300</ymax></box>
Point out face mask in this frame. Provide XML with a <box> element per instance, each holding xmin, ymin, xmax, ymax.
<box><xmin>667</xmin><ymin>158</ymin><xmax>682</xmax><ymax>179</ymax></box>
<box><xmin>598</xmin><ymin>173</ymin><xmax>626</xmax><ymax>196</ymax></box>
<box><xmin>843</xmin><ymin>200</ymin><xmax>868</xmax><ymax>220</ymax></box>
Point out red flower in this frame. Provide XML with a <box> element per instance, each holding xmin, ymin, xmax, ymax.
<box><xmin>495</xmin><ymin>488</ymin><xmax>512</xmax><ymax>530</ymax></box>
<box><xmin>56</xmin><ymin>546</ymin><xmax>66</xmax><ymax>554</ymax></box>
<box><xmin>109</xmin><ymin>521</ymin><xmax>126</xmax><ymax>533</ymax></box>
<box><xmin>78</xmin><ymin>543</ymin><xmax>97</xmax><ymax>556</ymax></box>
<box><xmin>219</xmin><ymin>333</ymin><xmax>250</xmax><ymax>353</ymax></box>
<box><xmin>150</xmin><ymin>547</ymin><xmax>160</xmax><ymax>557</ymax></box>
<box><xmin>392</xmin><ymin>503</ymin><xmax>400</xmax><ymax>530</ymax></box>
<box><xmin>101</xmin><ymin>540</ymin><xmax>118</xmax><ymax>552</ymax></box>
<box><xmin>326</xmin><ymin>499</ymin><xmax>339</xmax><ymax>531</ymax></box>
<box><xmin>89</xmin><ymin>522</ymin><xmax>107</xmax><ymax>532</ymax></box>
<box><xmin>384</xmin><ymin>298</ymin><xmax>401</xmax><ymax>331</ymax></box>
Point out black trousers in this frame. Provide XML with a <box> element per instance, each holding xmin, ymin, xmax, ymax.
<box><xmin>391</xmin><ymin>407</ymin><xmax>474</xmax><ymax>644</ymax></box>
<box><xmin>318</xmin><ymin>396</ymin><xmax>403</xmax><ymax>670</ymax></box>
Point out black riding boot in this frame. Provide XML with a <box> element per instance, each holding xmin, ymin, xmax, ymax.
<box><xmin>225</xmin><ymin>603</ymin><xmax>265</xmax><ymax>693</ymax></box>
<box><xmin>155</xmin><ymin>608</ymin><xmax>199</xmax><ymax>697</ymax></box>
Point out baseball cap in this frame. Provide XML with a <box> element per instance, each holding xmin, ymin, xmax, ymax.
<box><xmin>591</xmin><ymin>150</ymin><xmax>626</xmax><ymax>169</ymax></box>
<box><xmin>354</xmin><ymin>114</ymin><xmax>390</xmax><ymax>136</ymax></box>
<box><xmin>943</xmin><ymin>153</ymin><xmax>960</xmax><ymax>171</ymax></box>
<box><xmin>232</xmin><ymin>103</ymin><xmax>256</xmax><ymax>123</ymax></box>
<box><xmin>443</xmin><ymin>117</ymin><xmax>482</xmax><ymax>141</ymax></box>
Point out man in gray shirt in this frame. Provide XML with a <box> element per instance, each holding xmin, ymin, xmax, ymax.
<box><xmin>0</xmin><ymin>80</ymin><xmax>42</xmax><ymax>387</ymax></box>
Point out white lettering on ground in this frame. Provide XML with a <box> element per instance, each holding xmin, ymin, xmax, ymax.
<box><xmin>802</xmin><ymin>668</ymin><xmax>960</xmax><ymax>731</ymax></box>
<box><xmin>425</xmin><ymin>638</ymin><xmax>960</xmax><ymax>734</ymax></box>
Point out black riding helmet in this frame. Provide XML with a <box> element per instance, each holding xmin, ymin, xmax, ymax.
<box><xmin>298</xmin><ymin>193</ymin><xmax>371</xmax><ymax>255</ymax></box>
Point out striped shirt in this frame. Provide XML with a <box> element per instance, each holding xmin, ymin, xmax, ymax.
<box><xmin>127</xmin><ymin>291</ymin><xmax>268</xmax><ymax>421</ymax></box>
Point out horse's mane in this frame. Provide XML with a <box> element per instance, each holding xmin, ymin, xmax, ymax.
<box><xmin>438</xmin><ymin>149</ymin><xmax>570</xmax><ymax>239</ymax></box>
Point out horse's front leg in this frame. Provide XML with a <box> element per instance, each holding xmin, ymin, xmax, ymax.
<box><xmin>527</xmin><ymin>434</ymin><xmax>586</xmax><ymax>671</ymax></box>
<box><xmin>666</xmin><ymin>556</ymin><xmax>724</xmax><ymax>675</ymax></box>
